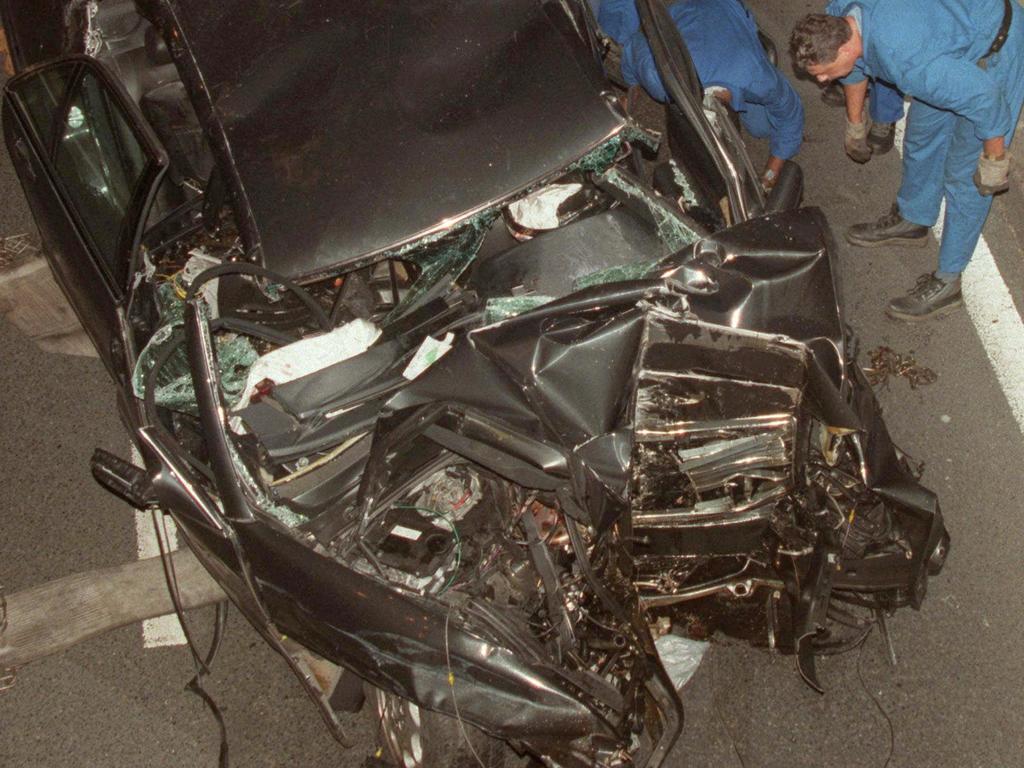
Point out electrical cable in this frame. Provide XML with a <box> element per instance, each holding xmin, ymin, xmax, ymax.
<box><xmin>184</xmin><ymin>262</ymin><xmax>332</xmax><ymax>331</ymax></box>
<box><xmin>856</xmin><ymin>629</ymin><xmax>897</xmax><ymax>768</ymax></box>
<box><xmin>444</xmin><ymin>607</ymin><xmax>488</xmax><ymax>768</ymax></box>
<box><xmin>270</xmin><ymin>433</ymin><xmax>366</xmax><ymax>487</ymax></box>
<box><xmin>710</xmin><ymin>648</ymin><xmax>748</xmax><ymax>768</ymax></box>
<box><xmin>153</xmin><ymin>510</ymin><xmax>231</xmax><ymax>767</ymax></box>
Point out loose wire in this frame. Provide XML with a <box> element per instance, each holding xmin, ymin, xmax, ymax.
<box><xmin>710</xmin><ymin>648</ymin><xmax>748</xmax><ymax>768</ymax></box>
<box><xmin>857</xmin><ymin>629</ymin><xmax>897</xmax><ymax>768</ymax></box>
<box><xmin>153</xmin><ymin>511</ymin><xmax>231</xmax><ymax>767</ymax></box>
<box><xmin>444</xmin><ymin>607</ymin><xmax>488</xmax><ymax>768</ymax></box>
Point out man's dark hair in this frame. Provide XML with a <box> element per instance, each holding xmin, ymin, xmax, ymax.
<box><xmin>789</xmin><ymin>14</ymin><xmax>852</xmax><ymax>70</ymax></box>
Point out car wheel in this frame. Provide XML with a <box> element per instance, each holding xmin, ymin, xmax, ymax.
<box><xmin>370</xmin><ymin>686</ymin><xmax>526</xmax><ymax>768</ymax></box>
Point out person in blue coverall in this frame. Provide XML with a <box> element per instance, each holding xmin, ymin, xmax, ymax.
<box><xmin>823</xmin><ymin>0</ymin><xmax>903</xmax><ymax>162</ymax></box>
<box><xmin>598</xmin><ymin>0</ymin><xmax>804</xmax><ymax>190</ymax></box>
<box><xmin>790</xmin><ymin>0</ymin><xmax>1024</xmax><ymax>321</ymax></box>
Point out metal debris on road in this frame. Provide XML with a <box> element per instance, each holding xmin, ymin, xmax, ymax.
<box><xmin>863</xmin><ymin>345</ymin><xmax>938</xmax><ymax>389</ymax></box>
<box><xmin>0</xmin><ymin>580</ymin><xmax>14</xmax><ymax>692</ymax></box>
<box><xmin>0</xmin><ymin>233</ymin><xmax>39</xmax><ymax>269</ymax></box>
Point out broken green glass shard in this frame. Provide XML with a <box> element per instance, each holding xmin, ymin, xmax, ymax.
<box><xmin>133</xmin><ymin>281</ymin><xmax>258</xmax><ymax>412</ymax></box>
<box><xmin>573</xmin><ymin>258</ymin><xmax>663</xmax><ymax>290</ymax></box>
<box><xmin>484</xmin><ymin>295</ymin><xmax>556</xmax><ymax>324</ymax></box>
<box><xmin>599</xmin><ymin>167</ymin><xmax>700</xmax><ymax>253</ymax></box>
<box><xmin>132</xmin><ymin>319</ymin><xmax>257</xmax><ymax>414</ymax></box>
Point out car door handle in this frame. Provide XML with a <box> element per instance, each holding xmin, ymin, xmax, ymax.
<box><xmin>14</xmin><ymin>138</ymin><xmax>36</xmax><ymax>180</ymax></box>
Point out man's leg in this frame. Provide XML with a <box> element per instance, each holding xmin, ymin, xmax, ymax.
<box><xmin>866</xmin><ymin>80</ymin><xmax>903</xmax><ymax>154</ymax></box>
<box><xmin>935</xmin><ymin>117</ymin><xmax>996</xmax><ymax>274</ymax></box>
<box><xmin>896</xmin><ymin>99</ymin><xmax>955</xmax><ymax>228</ymax></box>
<box><xmin>868</xmin><ymin>80</ymin><xmax>904</xmax><ymax>125</ymax></box>
<box><xmin>845</xmin><ymin>99</ymin><xmax>952</xmax><ymax>247</ymax></box>
<box><xmin>885</xmin><ymin>115</ymin><xmax>979</xmax><ymax>321</ymax></box>
<box><xmin>887</xmin><ymin>14</ymin><xmax>1024</xmax><ymax>321</ymax></box>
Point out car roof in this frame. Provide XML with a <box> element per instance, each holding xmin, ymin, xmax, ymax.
<box><xmin>155</xmin><ymin>0</ymin><xmax>625</xmax><ymax>281</ymax></box>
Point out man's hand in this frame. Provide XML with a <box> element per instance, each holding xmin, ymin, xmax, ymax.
<box><xmin>762</xmin><ymin>156</ymin><xmax>784</xmax><ymax>192</ymax></box>
<box><xmin>844</xmin><ymin>119</ymin><xmax>871</xmax><ymax>164</ymax></box>
<box><xmin>975</xmin><ymin>151</ymin><xmax>1011</xmax><ymax>196</ymax></box>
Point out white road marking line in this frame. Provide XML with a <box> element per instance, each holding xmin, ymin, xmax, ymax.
<box><xmin>131</xmin><ymin>444</ymin><xmax>187</xmax><ymax>647</ymax></box>
<box><xmin>894</xmin><ymin>110</ymin><xmax>1024</xmax><ymax>436</ymax></box>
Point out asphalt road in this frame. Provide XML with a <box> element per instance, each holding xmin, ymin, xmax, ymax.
<box><xmin>2</xmin><ymin>1</ymin><xmax>1024</xmax><ymax>766</ymax></box>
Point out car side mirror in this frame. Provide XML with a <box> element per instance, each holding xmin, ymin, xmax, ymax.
<box><xmin>91</xmin><ymin>448</ymin><xmax>157</xmax><ymax>509</ymax></box>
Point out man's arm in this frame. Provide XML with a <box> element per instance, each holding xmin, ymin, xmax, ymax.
<box><xmin>894</xmin><ymin>52</ymin><xmax>1012</xmax><ymax>141</ymax></box>
<box><xmin>983</xmin><ymin>136</ymin><xmax>1007</xmax><ymax>159</ymax></box>
<box><xmin>620</xmin><ymin>30</ymin><xmax>669</xmax><ymax>102</ymax></box>
<box><xmin>841</xmin><ymin>79</ymin><xmax>872</xmax><ymax>163</ymax></box>
<box><xmin>843</xmin><ymin>80</ymin><xmax>868</xmax><ymax>124</ymax></box>
<box><xmin>596</xmin><ymin>0</ymin><xmax>643</xmax><ymax>45</ymax></box>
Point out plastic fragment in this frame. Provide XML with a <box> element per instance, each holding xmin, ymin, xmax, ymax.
<box><xmin>403</xmin><ymin>333</ymin><xmax>455</xmax><ymax>380</ymax></box>
<box><xmin>654</xmin><ymin>634</ymin><xmax>709</xmax><ymax>691</ymax></box>
<box><xmin>507</xmin><ymin>183</ymin><xmax>583</xmax><ymax>231</ymax></box>
<box><xmin>235</xmin><ymin>319</ymin><xmax>381</xmax><ymax>409</ymax></box>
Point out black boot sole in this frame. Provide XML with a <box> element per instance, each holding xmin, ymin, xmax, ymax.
<box><xmin>845</xmin><ymin>230</ymin><xmax>930</xmax><ymax>248</ymax></box>
<box><xmin>885</xmin><ymin>298</ymin><xmax>963</xmax><ymax>322</ymax></box>
<box><xmin>867</xmin><ymin>140</ymin><xmax>895</xmax><ymax>155</ymax></box>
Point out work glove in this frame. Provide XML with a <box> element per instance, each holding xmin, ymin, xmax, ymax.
<box><xmin>844</xmin><ymin>119</ymin><xmax>871</xmax><ymax>164</ymax></box>
<box><xmin>974</xmin><ymin>152</ymin><xmax>1011</xmax><ymax>196</ymax></box>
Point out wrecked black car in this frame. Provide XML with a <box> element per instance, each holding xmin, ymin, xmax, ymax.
<box><xmin>1</xmin><ymin>0</ymin><xmax>948</xmax><ymax>765</ymax></box>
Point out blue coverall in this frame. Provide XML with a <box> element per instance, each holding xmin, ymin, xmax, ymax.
<box><xmin>826</xmin><ymin>0</ymin><xmax>1024</xmax><ymax>275</ymax></box>
<box><xmin>599</xmin><ymin>0</ymin><xmax>804</xmax><ymax>161</ymax></box>
<box><xmin>858</xmin><ymin>77</ymin><xmax>904</xmax><ymax>125</ymax></box>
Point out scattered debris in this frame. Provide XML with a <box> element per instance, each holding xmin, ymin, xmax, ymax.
<box><xmin>0</xmin><ymin>580</ymin><xmax>13</xmax><ymax>692</ymax></box>
<box><xmin>402</xmin><ymin>332</ymin><xmax>454</xmax><ymax>380</ymax></box>
<box><xmin>654</xmin><ymin>633</ymin><xmax>709</xmax><ymax>691</ymax></box>
<box><xmin>0</xmin><ymin>233</ymin><xmax>40</xmax><ymax>269</ymax></box>
<box><xmin>863</xmin><ymin>345</ymin><xmax>938</xmax><ymax>389</ymax></box>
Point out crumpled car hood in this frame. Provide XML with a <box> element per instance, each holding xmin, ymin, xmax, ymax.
<box><xmin>149</xmin><ymin>0</ymin><xmax>625</xmax><ymax>281</ymax></box>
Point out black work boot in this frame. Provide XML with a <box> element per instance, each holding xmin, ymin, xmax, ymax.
<box><xmin>821</xmin><ymin>82</ymin><xmax>845</xmax><ymax>107</ymax></box>
<box><xmin>886</xmin><ymin>273</ymin><xmax>963</xmax><ymax>321</ymax></box>
<box><xmin>846</xmin><ymin>204</ymin><xmax>930</xmax><ymax>248</ymax></box>
<box><xmin>867</xmin><ymin>122</ymin><xmax>895</xmax><ymax>154</ymax></box>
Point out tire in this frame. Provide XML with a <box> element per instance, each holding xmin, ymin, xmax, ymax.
<box><xmin>370</xmin><ymin>686</ymin><xmax>527</xmax><ymax>768</ymax></box>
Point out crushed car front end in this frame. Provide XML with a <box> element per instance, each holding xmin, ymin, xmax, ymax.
<box><xmin>1</xmin><ymin>0</ymin><xmax>948</xmax><ymax>765</ymax></box>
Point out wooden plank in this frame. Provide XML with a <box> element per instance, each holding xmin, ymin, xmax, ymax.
<box><xmin>0</xmin><ymin>548</ymin><xmax>226</xmax><ymax>670</ymax></box>
<box><xmin>0</xmin><ymin>237</ymin><xmax>97</xmax><ymax>357</ymax></box>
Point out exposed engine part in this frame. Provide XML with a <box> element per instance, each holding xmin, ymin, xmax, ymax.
<box><xmin>365</xmin><ymin>507</ymin><xmax>458</xmax><ymax>579</ymax></box>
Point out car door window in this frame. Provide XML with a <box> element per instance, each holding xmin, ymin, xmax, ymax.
<box><xmin>52</xmin><ymin>69</ymin><xmax>148</xmax><ymax>286</ymax></box>
<box><xmin>10</xmin><ymin>64</ymin><xmax>151</xmax><ymax>290</ymax></box>
<box><xmin>15</xmin><ymin>66</ymin><xmax>74</xmax><ymax>151</ymax></box>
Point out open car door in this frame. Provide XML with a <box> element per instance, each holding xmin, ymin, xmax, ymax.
<box><xmin>2</xmin><ymin>56</ymin><xmax>167</xmax><ymax>378</ymax></box>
